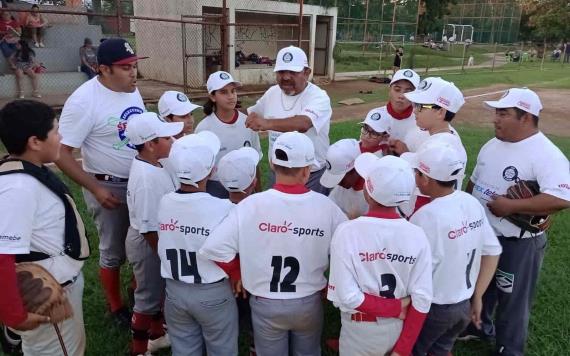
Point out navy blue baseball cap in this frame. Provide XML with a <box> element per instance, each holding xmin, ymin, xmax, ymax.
<box><xmin>97</xmin><ymin>38</ymin><xmax>148</xmax><ymax>66</ymax></box>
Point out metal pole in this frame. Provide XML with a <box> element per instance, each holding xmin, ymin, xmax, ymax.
<box><xmin>540</xmin><ymin>38</ymin><xmax>546</xmax><ymax>71</ymax></box>
<box><xmin>115</xmin><ymin>0</ymin><xmax>121</xmax><ymax>37</ymax></box>
<box><xmin>414</xmin><ymin>0</ymin><xmax>421</xmax><ymax>40</ymax></box>
<box><xmin>181</xmin><ymin>17</ymin><xmax>188</xmax><ymax>93</ymax></box>
<box><xmin>362</xmin><ymin>0</ymin><xmax>369</xmax><ymax>53</ymax></box>
<box><xmin>519</xmin><ymin>41</ymin><xmax>523</xmax><ymax>70</ymax></box>
<box><xmin>461</xmin><ymin>42</ymin><xmax>467</xmax><ymax>72</ymax></box>
<box><xmin>221</xmin><ymin>0</ymin><xmax>228</xmax><ymax>71</ymax></box>
<box><xmin>492</xmin><ymin>42</ymin><xmax>497</xmax><ymax>72</ymax></box>
<box><xmin>391</xmin><ymin>1</ymin><xmax>397</xmax><ymax>36</ymax></box>
<box><xmin>298</xmin><ymin>0</ymin><xmax>304</xmax><ymax>47</ymax></box>
<box><xmin>379</xmin><ymin>42</ymin><xmax>383</xmax><ymax>73</ymax></box>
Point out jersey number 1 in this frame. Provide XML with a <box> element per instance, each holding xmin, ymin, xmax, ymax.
<box><xmin>166</xmin><ymin>248</ymin><xmax>201</xmax><ymax>283</ymax></box>
<box><xmin>270</xmin><ymin>256</ymin><xmax>300</xmax><ymax>292</ymax></box>
<box><xmin>465</xmin><ymin>248</ymin><xmax>476</xmax><ymax>289</ymax></box>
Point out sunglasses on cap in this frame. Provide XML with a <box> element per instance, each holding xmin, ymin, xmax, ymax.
<box><xmin>413</xmin><ymin>103</ymin><xmax>441</xmax><ymax>112</ymax></box>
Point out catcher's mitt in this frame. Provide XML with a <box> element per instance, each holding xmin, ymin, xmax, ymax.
<box><xmin>504</xmin><ymin>180</ymin><xmax>552</xmax><ymax>235</ymax></box>
<box><xmin>15</xmin><ymin>263</ymin><xmax>73</xmax><ymax>324</ymax></box>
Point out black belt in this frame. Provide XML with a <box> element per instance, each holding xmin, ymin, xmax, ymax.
<box><xmin>94</xmin><ymin>174</ymin><xmax>128</xmax><ymax>183</ymax></box>
<box><xmin>61</xmin><ymin>274</ymin><xmax>79</xmax><ymax>287</ymax></box>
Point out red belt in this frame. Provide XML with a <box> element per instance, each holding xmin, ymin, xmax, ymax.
<box><xmin>350</xmin><ymin>312</ymin><xmax>377</xmax><ymax>322</ymax></box>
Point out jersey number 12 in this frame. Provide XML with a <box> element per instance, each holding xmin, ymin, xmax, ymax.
<box><xmin>270</xmin><ymin>256</ymin><xmax>300</xmax><ymax>292</ymax></box>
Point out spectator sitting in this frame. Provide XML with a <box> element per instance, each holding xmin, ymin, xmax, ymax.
<box><xmin>25</xmin><ymin>4</ymin><xmax>48</xmax><ymax>48</ymax></box>
<box><xmin>79</xmin><ymin>37</ymin><xmax>97</xmax><ymax>79</ymax></box>
<box><xmin>0</xmin><ymin>10</ymin><xmax>21</xmax><ymax>59</ymax></box>
<box><xmin>551</xmin><ymin>48</ymin><xmax>561</xmax><ymax>61</ymax></box>
<box><xmin>10</xmin><ymin>39</ymin><xmax>41</xmax><ymax>99</ymax></box>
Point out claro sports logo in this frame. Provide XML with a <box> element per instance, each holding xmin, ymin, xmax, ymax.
<box><xmin>258</xmin><ymin>221</ymin><xmax>325</xmax><ymax>237</ymax></box>
<box><xmin>448</xmin><ymin>218</ymin><xmax>484</xmax><ymax>239</ymax></box>
<box><xmin>160</xmin><ymin>218</ymin><xmax>210</xmax><ymax>237</ymax></box>
<box><xmin>359</xmin><ymin>250</ymin><xmax>417</xmax><ymax>265</ymax></box>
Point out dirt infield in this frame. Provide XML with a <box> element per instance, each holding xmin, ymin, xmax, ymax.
<box><xmin>328</xmin><ymin>82</ymin><xmax>570</xmax><ymax>137</ymax></box>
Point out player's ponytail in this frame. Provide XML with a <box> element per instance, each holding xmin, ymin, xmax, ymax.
<box><xmin>203</xmin><ymin>97</ymin><xmax>216</xmax><ymax>116</ymax></box>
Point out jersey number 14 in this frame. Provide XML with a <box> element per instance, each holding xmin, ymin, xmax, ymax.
<box><xmin>166</xmin><ymin>248</ymin><xmax>201</xmax><ymax>283</ymax></box>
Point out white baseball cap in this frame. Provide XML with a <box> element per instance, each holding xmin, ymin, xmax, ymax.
<box><xmin>218</xmin><ymin>147</ymin><xmax>261</xmax><ymax>193</ymax></box>
<box><xmin>274</xmin><ymin>46</ymin><xmax>309</xmax><ymax>72</ymax></box>
<box><xmin>361</xmin><ymin>108</ymin><xmax>390</xmax><ymax>134</ymax></box>
<box><xmin>405</xmin><ymin>77</ymin><xmax>465</xmax><ymax>113</ymax></box>
<box><xmin>206</xmin><ymin>71</ymin><xmax>241</xmax><ymax>94</ymax></box>
<box><xmin>169</xmin><ymin>131</ymin><xmax>221</xmax><ymax>187</ymax></box>
<box><xmin>125</xmin><ymin>112</ymin><xmax>183</xmax><ymax>145</ymax></box>
<box><xmin>401</xmin><ymin>142</ymin><xmax>465</xmax><ymax>182</ymax></box>
<box><xmin>390</xmin><ymin>69</ymin><xmax>420</xmax><ymax>88</ymax></box>
<box><xmin>320</xmin><ymin>139</ymin><xmax>361</xmax><ymax>188</ymax></box>
<box><xmin>355</xmin><ymin>154</ymin><xmax>415</xmax><ymax>207</ymax></box>
<box><xmin>157</xmin><ymin>91</ymin><xmax>201</xmax><ymax>119</ymax></box>
<box><xmin>272</xmin><ymin>131</ymin><xmax>315</xmax><ymax>168</ymax></box>
<box><xmin>483</xmin><ymin>88</ymin><xmax>543</xmax><ymax>117</ymax></box>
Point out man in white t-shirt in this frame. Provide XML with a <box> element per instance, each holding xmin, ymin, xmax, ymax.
<box><xmin>327</xmin><ymin>154</ymin><xmax>433</xmax><ymax>356</ymax></box>
<box><xmin>56</xmin><ymin>38</ymin><xmax>147</xmax><ymax>326</ymax></box>
<box><xmin>462</xmin><ymin>88</ymin><xmax>570</xmax><ymax>356</ymax></box>
<box><xmin>200</xmin><ymin>132</ymin><xmax>347</xmax><ymax>356</ymax></box>
<box><xmin>246</xmin><ymin>46</ymin><xmax>332</xmax><ymax>195</ymax></box>
<box><xmin>402</xmin><ymin>143</ymin><xmax>501</xmax><ymax>356</ymax></box>
<box><xmin>124</xmin><ymin>113</ymin><xmax>182</xmax><ymax>355</ymax></box>
<box><xmin>320</xmin><ymin>138</ymin><xmax>368</xmax><ymax>219</ymax></box>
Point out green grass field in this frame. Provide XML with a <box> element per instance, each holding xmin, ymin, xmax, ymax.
<box><xmin>55</xmin><ymin>120</ymin><xmax>570</xmax><ymax>356</ymax></box>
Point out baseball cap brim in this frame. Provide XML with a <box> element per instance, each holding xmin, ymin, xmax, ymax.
<box><xmin>169</xmin><ymin>102</ymin><xmax>202</xmax><ymax>116</ymax></box>
<box><xmin>483</xmin><ymin>99</ymin><xmax>512</xmax><ymax>111</ymax></box>
<box><xmin>320</xmin><ymin>170</ymin><xmax>347</xmax><ymax>189</ymax></box>
<box><xmin>400</xmin><ymin>152</ymin><xmax>419</xmax><ymax>169</ymax></box>
<box><xmin>112</xmin><ymin>56</ymin><xmax>149</xmax><ymax>65</ymax></box>
<box><xmin>404</xmin><ymin>90</ymin><xmax>434</xmax><ymax>105</ymax></box>
<box><xmin>208</xmin><ymin>80</ymin><xmax>242</xmax><ymax>93</ymax></box>
<box><xmin>159</xmin><ymin>121</ymin><xmax>184</xmax><ymax>138</ymax></box>
<box><xmin>274</xmin><ymin>64</ymin><xmax>305</xmax><ymax>72</ymax></box>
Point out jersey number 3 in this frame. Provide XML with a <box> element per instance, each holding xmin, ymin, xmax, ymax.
<box><xmin>270</xmin><ymin>256</ymin><xmax>300</xmax><ymax>292</ymax></box>
<box><xmin>166</xmin><ymin>248</ymin><xmax>201</xmax><ymax>283</ymax></box>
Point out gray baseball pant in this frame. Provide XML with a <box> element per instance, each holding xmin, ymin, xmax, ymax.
<box><xmin>480</xmin><ymin>233</ymin><xmax>547</xmax><ymax>356</ymax></box>
<box><xmin>268</xmin><ymin>167</ymin><xmax>331</xmax><ymax>196</ymax></box>
<box><xmin>339</xmin><ymin>312</ymin><xmax>403</xmax><ymax>356</ymax></box>
<box><xmin>249</xmin><ymin>292</ymin><xmax>323</xmax><ymax>356</ymax></box>
<box><xmin>125</xmin><ymin>227</ymin><xmax>164</xmax><ymax>314</ymax></box>
<box><xmin>82</xmin><ymin>179</ymin><xmax>130</xmax><ymax>268</ymax></box>
<box><xmin>164</xmin><ymin>278</ymin><xmax>238</xmax><ymax>356</ymax></box>
<box><xmin>413</xmin><ymin>299</ymin><xmax>471</xmax><ymax>356</ymax></box>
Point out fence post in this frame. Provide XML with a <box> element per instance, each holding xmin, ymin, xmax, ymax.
<box><xmin>425</xmin><ymin>47</ymin><xmax>430</xmax><ymax>74</ymax></box>
<box><xmin>181</xmin><ymin>17</ymin><xmax>188</xmax><ymax>94</ymax></box>
<box><xmin>518</xmin><ymin>41</ymin><xmax>523</xmax><ymax>70</ymax></box>
<box><xmin>221</xmin><ymin>0</ymin><xmax>228</xmax><ymax>71</ymax></box>
<box><xmin>491</xmin><ymin>42</ymin><xmax>497</xmax><ymax>72</ymax></box>
<box><xmin>115</xmin><ymin>0</ymin><xmax>121</xmax><ymax>37</ymax></box>
<box><xmin>541</xmin><ymin>38</ymin><xmax>546</xmax><ymax>71</ymax></box>
<box><xmin>298</xmin><ymin>0</ymin><xmax>304</xmax><ymax>47</ymax></box>
<box><xmin>460</xmin><ymin>42</ymin><xmax>467</xmax><ymax>72</ymax></box>
<box><xmin>378</xmin><ymin>42</ymin><xmax>383</xmax><ymax>74</ymax></box>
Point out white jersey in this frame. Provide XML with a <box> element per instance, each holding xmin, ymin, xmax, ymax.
<box><xmin>328</xmin><ymin>186</ymin><xmax>368</xmax><ymax>219</ymax></box>
<box><xmin>200</xmin><ymin>187</ymin><xmax>347</xmax><ymax>299</ymax></box>
<box><xmin>158</xmin><ymin>192</ymin><xmax>234</xmax><ymax>284</ymax></box>
<box><xmin>59</xmin><ymin>77</ymin><xmax>145</xmax><ymax>178</ymax></box>
<box><xmin>127</xmin><ymin>158</ymin><xmax>177</xmax><ymax>233</ymax></box>
<box><xmin>471</xmin><ymin>132</ymin><xmax>570</xmax><ymax>238</ymax></box>
<box><xmin>0</xmin><ymin>174</ymin><xmax>83</xmax><ymax>283</ymax></box>
<box><xmin>327</xmin><ymin>213</ymin><xmax>432</xmax><ymax>314</ymax></box>
<box><xmin>410</xmin><ymin>191</ymin><xmax>502</xmax><ymax>304</ymax></box>
<box><xmin>195</xmin><ymin>110</ymin><xmax>262</xmax><ymax>181</ymax></box>
<box><xmin>248</xmin><ymin>83</ymin><xmax>332</xmax><ymax>171</ymax></box>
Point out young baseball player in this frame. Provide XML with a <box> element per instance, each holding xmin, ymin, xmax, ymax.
<box><xmin>124</xmin><ymin>112</ymin><xmax>183</xmax><ymax>356</ymax></box>
<box><xmin>196</xmin><ymin>71</ymin><xmax>262</xmax><ymax>199</ymax></box>
<box><xmin>157</xmin><ymin>90</ymin><xmax>201</xmax><ymax>139</ymax></box>
<box><xmin>200</xmin><ymin>131</ymin><xmax>348</xmax><ymax>356</ymax></box>
<box><xmin>320</xmin><ymin>138</ymin><xmax>368</xmax><ymax>219</ymax></box>
<box><xmin>401</xmin><ymin>143</ymin><xmax>502</xmax><ymax>356</ymax></box>
<box><xmin>217</xmin><ymin>147</ymin><xmax>261</xmax><ymax>204</ymax></box>
<box><xmin>327</xmin><ymin>153</ymin><xmax>433</xmax><ymax>356</ymax></box>
<box><xmin>0</xmin><ymin>100</ymin><xmax>89</xmax><ymax>355</ymax></box>
<box><xmin>359</xmin><ymin>109</ymin><xmax>391</xmax><ymax>156</ymax></box>
<box><xmin>157</xmin><ymin>131</ymin><xmax>239</xmax><ymax>356</ymax></box>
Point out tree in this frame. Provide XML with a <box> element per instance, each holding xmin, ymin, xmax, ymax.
<box><xmin>418</xmin><ymin>0</ymin><xmax>457</xmax><ymax>35</ymax></box>
<box><xmin>521</xmin><ymin>0</ymin><xmax>570</xmax><ymax>41</ymax></box>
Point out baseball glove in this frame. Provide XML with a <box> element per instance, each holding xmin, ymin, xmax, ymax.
<box><xmin>15</xmin><ymin>263</ymin><xmax>73</xmax><ymax>324</ymax></box>
<box><xmin>504</xmin><ymin>180</ymin><xmax>552</xmax><ymax>235</ymax></box>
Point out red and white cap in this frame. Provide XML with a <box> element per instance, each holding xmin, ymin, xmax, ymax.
<box><xmin>169</xmin><ymin>131</ymin><xmax>221</xmax><ymax>187</ymax></box>
<box><xmin>405</xmin><ymin>77</ymin><xmax>465</xmax><ymax>113</ymax></box>
<box><xmin>401</xmin><ymin>142</ymin><xmax>465</xmax><ymax>182</ymax></box>
<box><xmin>274</xmin><ymin>46</ymin><xmax>309</xmax><ymax>72</ymax></box>
<box><xmin>390</xmin><ymin>69</ymin><xmax>420</xmax><ymax>88</ymax></box>
<box><xmin>355</xmin><ymin>154</ymin><xmax>415</xmax><ymax>207</ymax></box>
<box><xmin>272</xmin><ymin>131</ymin><xmax>315</xmax><ymax>168</ymax></box>
<box><xmin>361</xmin><ymin>108</ymin><xmax>390</xmax><ymax>134</ymax></box>
<box><xmin>158</xmin><ymin>91</ymin><xmax>201</xmax><ymax>118</ymax></box>
<box><xmin>125</xmin><ymin>112</ymin><xmax>183</xmax><ymax>145</ymax></box>
<box><xmin>218</xmin><ymin>147</ymin><xmax>261</xmax><ymax>193</ymax></box>
<box><xmin>483</xmin><ymin>88</ymin><xmax>543</xmax><ymax>117</ymax></box>
<box><xmin>206</xmin><ymin>71</ymin><xmax>241</xmax><ymax>94</ymax></box>
<box><xmin>320</xmin><ymin>139</ymin><xmax>361</xmax><ymax>188</ymax></box>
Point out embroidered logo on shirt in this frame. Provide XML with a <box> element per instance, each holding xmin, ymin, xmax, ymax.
<box><xmin>502</xmin><ymin>166</ymin><xmax>519</xmax><ymax>182</ymax></box>
<box><xmin>109</xmin><ymin>106</ymin><xmax>145</xmax><ymax>150</ymax></box>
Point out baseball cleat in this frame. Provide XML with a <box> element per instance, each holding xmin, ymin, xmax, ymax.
<box><xmin>148</xmin><ymin>333</ymin><xmax>171</xmax><ymax>353</ymax></box>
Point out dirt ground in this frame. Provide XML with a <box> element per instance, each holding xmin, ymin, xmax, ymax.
<box><xmin>324</xmin><ymin>81</ymin><xmax>570</xmax><ymax>137</ymax></box>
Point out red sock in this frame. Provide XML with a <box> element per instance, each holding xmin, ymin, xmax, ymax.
<box><xmin>131</xmin><ymin>312</ymin><xmax>152</xmax><ymax>355</ymax></box>
<box><xmin>99</xmin><ymin>267</ymin><xmax>124</xmax><ymax>312</ymax></box>
<box><xmin>149</xmin><ymin>313</ymin><xmax>165</xmax><ymax>339</ymax></box>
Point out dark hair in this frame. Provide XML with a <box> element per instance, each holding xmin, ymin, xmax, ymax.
<box><xmin>272</xmin><ymin>164</ymin><xmax>304</xmax><ymax>177</ymax></box>
<box><xmin>0</xmin><ymin>100</ymin><xmax>55</xmax><ymax>155</ymax></box>
<box><xmin>31</xmin><ymin>4</ymin><xmax>39</xmax><ymax>9</ymax></box>
<box><xmin>16</xmin><ymin>39</ymin><xmax>35</xmax><ymax>63</ymax></box>
<box><xmin>84</xmin><ymin>37</ymin><xmax>92</xmax><ymax>46</ymax></box>
<box><xmin>514</xmin><ymin>107</ymin><xmax>538</xmax><ymax>126</ymax></box>
<box><xmin>134</xmin><ymin>137</ymin><xmax>160</xmax><ymax>152</ymax></box>
<box><xmin>432</xmin><ymin>104</ymin><xmax>456</xmax><ymax>122</ymax></box>
<box><xmin>435</xmin><ymin>179</ymin><xmax>458</xmax><ymax>188</ymax></box>
<box><xmin>203</xmin><ymin>97</ymin><xmax>216</xmax><ymax>116</ymax></box>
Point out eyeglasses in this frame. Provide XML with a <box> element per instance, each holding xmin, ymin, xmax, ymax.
<box><xmin>360</xmin><ymin>125</ymin><xmax>388</xmax><ymax>138</ymax></box>
<box><xmin>413</xmin><ymin>103</ymin><xmax>439</xmax><ymax>112</ymax></box>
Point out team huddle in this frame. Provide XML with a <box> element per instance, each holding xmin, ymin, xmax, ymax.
<box><xmin>0</xmin><ymin>38</ymin><xmax>569</xmax><ymax>356</ymax></box>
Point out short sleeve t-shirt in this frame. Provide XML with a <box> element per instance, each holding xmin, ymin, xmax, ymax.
<box><xmin>127</xmin><ymin>158</ymin><xmax>177</xmax><ymax>233</ymax></box>
<box><xmin>0</xmin><ymin>174</ymin><xmax>84</xmax><ymax>283</ymax></box>
<box><xmin>200</xmin><ymin>188</ymin><xmax>348</xmax><ymax>299</ymax></box>
<box><xmin>410</xmin><ymin>191</ymin><xmax>502</xmax><ymax>304</ymax></box>
<box><xmin>471</xmin><ymin>132</ymin><xmax>570</xmax><ymax>238</ymax></box>
<box><xmin>195</xmin><ymin>111</ymin><xmax>262</xmax><ymax>181</ymax></box>
<box><xmin>327</xmin><ymin>215</ymin><xmax>433</xmax><ymax>314</ymax></box>
<box><xmin>158</xmin><ymin>192</ymin><xmax>234</xmax><ymax>284</ymax></box>
<box><xmin>248</xmin><ymin>83</ymin><xmax>332</xmax><ymax>171</ymax></box>
<box><xmin>58</xmin><ymin>77</ymin><xmax>146</xmax><ymax>178</ymax></box>
<box><xmin>328</xmin><ymin>186</ymin><xmax>368</xmax><ymax>219</ymax></box>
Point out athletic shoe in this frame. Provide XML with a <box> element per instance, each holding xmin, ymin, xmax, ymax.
<box><xmin>457</xmin><ymin>324</ymin><xmax>495</xmax><ymax>342</ymax></box>
<box><xmin>111</xmin><ymin>307</ymin><xmax>132</xmax><ymax>329</ymax></box>
<box><xmin>147</xmin><ymin>333</ymin><xmax>170</xmax><ymax>353</ymax></box>
<box><xmin>0</xmin><ymin>325</ymin><xmax>22</xmax><ymax>355</ymax></box>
